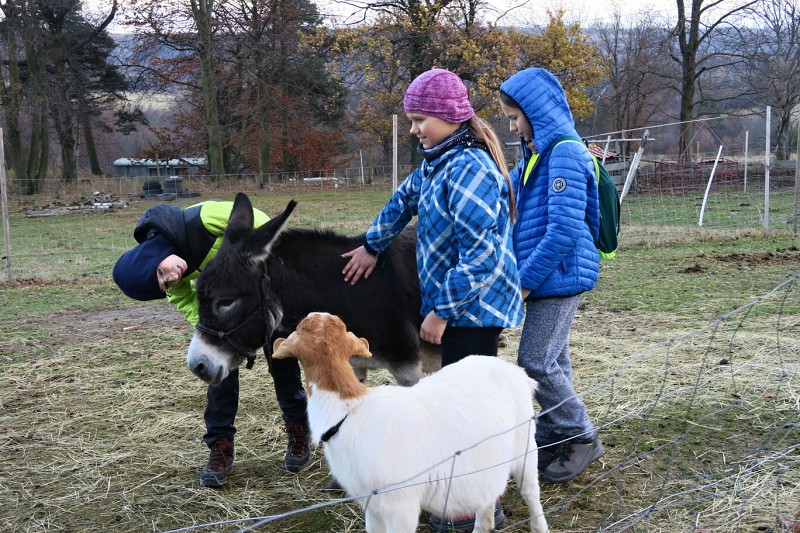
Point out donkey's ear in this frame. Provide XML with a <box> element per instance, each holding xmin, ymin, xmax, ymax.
<box><xmin>241</xmin><ymin>200</ymin><xmax>297</xmax><ymax>261</ymax></box>
<box><xmin>222</xmin><ymin>193</ymin><xmax>255</xmax><ymax>246</ymax></box>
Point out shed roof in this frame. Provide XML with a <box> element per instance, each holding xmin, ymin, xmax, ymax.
<box><xmin>587</xmin><ymin>144</ymin><xmax>618</xmax><ymax>159</ymax></box>
<box><xmin>112</xmin><ymin>157</ymin><xmax>206</xmax><ymax>167</ymax></box>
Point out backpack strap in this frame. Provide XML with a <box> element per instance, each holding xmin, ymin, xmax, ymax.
<box><xmin>553</xmin><ymin>134</ymin><xmax>584</xmax><ymax>145</ymax></box>
<box><xmin>542</xmin><ymin>135</ymin><xmax>604</xmax><ymax>247</ymax></box>
<box><xmin>522</xmin><ymin>152</ymin><xmax>540</xmax><ymax>187</ymax></box>
<box><xmin>551</xmin><ymin>135</ymin><xmax>600</xmax><ymax>182</ymax></box>
<box><xmin>522</xmin><ymin>135</ymin><xmax>580</xmax><ymax>187</ymax></box>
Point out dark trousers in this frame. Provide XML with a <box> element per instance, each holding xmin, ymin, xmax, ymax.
<box><xmin>202</xmin><ymin>356</ymin><xmax>308</xmax><ymax>447</ymax></box>
<box><xmin>440</xmin><ymin>326</ymin><xmax>503</xmax><ymax>367</ymax></box>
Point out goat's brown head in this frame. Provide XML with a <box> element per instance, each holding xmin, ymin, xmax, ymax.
<box><xmin>273</xmin><ymin>313</ymin><xmax>371</xmax><ymax>398</ymax></box>
<box><xmin>273</xmin><ymin>312</ymin><xmax>371</xmax><ymax>363</ymax></box>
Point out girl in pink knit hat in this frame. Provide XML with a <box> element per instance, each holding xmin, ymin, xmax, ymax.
<box><xmin>341</xmin><ymin>69</ymin><xmax>525</xmax><ymax>529</ymax></box>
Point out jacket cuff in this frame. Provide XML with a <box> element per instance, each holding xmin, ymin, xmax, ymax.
<box><xmin>363</xmin><ymin>241</ymin><xmax>379</xmax><ymax>257</ymax></box>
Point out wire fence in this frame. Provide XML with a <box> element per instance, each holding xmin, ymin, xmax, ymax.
<box><xmin>2</xmin><ymin>167</ymin><xmax>798</xmax><ymax>531</ymax></box>
<box><xmin>160</xmin><ymin>274</ymin><xmax>800</xmax><ymax>533</ymax></box>
<box><xmin>3</xmin><ymin>109</ymin><xmax>799</xmax><ymax>281</ymax></box>
<box><xmin>2</xmin><ymin>152</ymin><xmax>798</xmax><ymax>283</ymax></box>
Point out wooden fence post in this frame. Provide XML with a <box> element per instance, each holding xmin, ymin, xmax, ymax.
<box><xmin>0</xmin><ymin>128</ymin><xmax>13</xmax><ymax>282</ymax></box>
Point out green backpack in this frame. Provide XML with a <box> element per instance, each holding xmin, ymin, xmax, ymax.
<box><xmin>522</xmin><ymin>135</ymin><xmax>620</xmax><ymax>259</ymax></box>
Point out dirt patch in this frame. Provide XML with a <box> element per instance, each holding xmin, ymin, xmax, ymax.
<box><xmin>3</xmin><ymin>277</ymin><xmax>54</xmax><ymax>288</ymax></box>
<box><xmin>78</xmin><ymin>304</ymin><xmax>185</xmax><ymax>333</ymax></box>
<box><xmin>25</xmin><ymin>304</ymin><xmax>189</xmax><ymax>350</ymax></box>
<box><xmin>707</xmin><ymin>247</ymin><xmax>800</xmax><ymax>267</ymax></box>
<box><xmin>676</xmin><ymin>247</ymin><xmax>800</xmax><ymax>274</ymax></box>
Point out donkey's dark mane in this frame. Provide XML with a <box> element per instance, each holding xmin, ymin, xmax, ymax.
<box><xmin>277</xmin><ymin>227</ymin><xmax>364</xmax><ymax>247</ymax></box>
<box><xmin>273</xmin><ymin>225</ymin><xmax>418</xmax><ymax>256</ymax></box>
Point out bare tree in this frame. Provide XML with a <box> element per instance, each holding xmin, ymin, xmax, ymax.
<box><xmin>324</xmin><ymin>0</ymin><xmax>493</xmax><ymax>165</ymax></box>
<box><xmin>669</xmin><ymin>0</ymin><xmax>760</xmax><ymax>161</ymax></box>
<box><xmin>325</xmin><ymin>3</ymin><xmax>603</xmax><ymax>165</ymax></box>
<box><xmin>1</xmin><ymin>0</ymin><xmax>58</xmax><ymax>192</ymax></box>
<box><xmin>740</xmin><ymin>0</ymin><xmax>800</xmax><ymax>159</ymax></box>
<box><xmin>0</xmin><ymin>0</ymin><xmax>118</xmax><ymax>188</ymax></box>
<box><xmin>0</xmin><ymin>0</ymin><xmax>30</xmax><ymax>187</ymax></box>
<box><xmin>188</xmin><ymin>0</ymin><xmax>225</xmax><ymax>176</ymax></box>
<box><xmin>124</xmin><ymin>0</ymin><xmax>345</xmax><ymax>175</ymax></box>
<box><xmin>591</xmin><ymin>9</ymin><xmax>673</xmax><ymax>155</ymax></box>
<box><xmin>124</xmin><ymin>0</ymin><xmax>228</xmax><ymax>175</ymax></box>
<box><xmin>216</xmin><ymin>0</ymin><xmax>345</xmax><ymax>179</ymax></box>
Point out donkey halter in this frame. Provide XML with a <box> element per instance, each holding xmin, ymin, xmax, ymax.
<box><xmin>194</xmin><ymin>272</ymin><xmax>274</xmax><ymax>370</ymax></box>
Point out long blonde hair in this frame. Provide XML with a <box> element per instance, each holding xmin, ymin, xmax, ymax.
<box><xmin>467</xmin><ymin>115</ymin><xmax>516</xmax><ymax>221</ymax></box>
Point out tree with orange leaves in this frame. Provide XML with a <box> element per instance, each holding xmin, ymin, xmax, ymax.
<box><xmin>320</xmin><ymin>3</ymin><xmax>605</xmax><ymax>166</ymax></box>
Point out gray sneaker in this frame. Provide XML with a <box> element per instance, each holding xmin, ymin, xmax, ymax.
<box><xmin>542</xmin><ymin>437</ymin><xmax>604</xmax><ymax>484</ymax></box>
<box><xmin>200</xmin><ymin>437</ymin><xmax>234</xmax><ymax>487</ymax></box>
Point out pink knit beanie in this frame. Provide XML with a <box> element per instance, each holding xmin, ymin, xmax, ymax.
<box><xmin>403</xmin><ymin>69</ymin><xmax>475</xmax><ymax>123</ymax></box>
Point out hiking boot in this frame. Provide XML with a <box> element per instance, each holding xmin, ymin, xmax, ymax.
<box><xmin>427</xmin><ymin>500</ymin><xmax>505</xmax><ymax>532</ymax></box>
<box><xmin>542</xmin><ymin>436</ymin><xmax>605</xmax><ymax>484</ymax></box>
<box><xmin>200</xmin><ymin>437</ymin><xmax>234</xmax><ymax>488</ymax></box>
<box><xmin>284</xmin><ymin>422</ymin><xmax>311</xmax><ymax>473</ymax></box>
<box><xmin>537</xmin><ymin>440</ymin><xmax>560</xmax><ymax>472</ymax></box>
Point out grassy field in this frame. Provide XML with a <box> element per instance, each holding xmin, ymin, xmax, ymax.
<box><xmin>1</xmin><ymin>188</ymin><xmax>799</xmax><ymax>532</ymax></box>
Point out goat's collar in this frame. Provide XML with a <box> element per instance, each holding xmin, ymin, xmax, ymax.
<box><xmin>320</xmin><ymin>415</ymin><xmax>348</xmax><ymax>443</ymax></box>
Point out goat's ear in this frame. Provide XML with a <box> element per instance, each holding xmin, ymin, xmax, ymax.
<box><xmin>272</xmin><ymin>337</ymin><xmax>289</xmax><ymax>358</ymax></box>
<box><xmin>222</xmin><ymin>192</ymin><xmax>255</xmax><ymax>246</ymax></box>
<box><xmin>347</xmin><ymin>333</ymin><xmax>371</xmax><ymax>359</ymax></box>
<box><xmin>241</xmin><ymin>200</ymin><xmax>297</xmax><ymax>262</ymax></box>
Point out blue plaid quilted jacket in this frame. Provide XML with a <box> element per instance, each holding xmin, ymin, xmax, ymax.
<box><xmin>364</xmin><ymin>142</ymin><xmax>524</xmax><ymax>329</ymax></box>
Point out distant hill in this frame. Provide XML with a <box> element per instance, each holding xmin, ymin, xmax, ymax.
<box><xmin>108</xmin><ymin>31</ymin><xmax>185</xmax><ymax>66</ymax></box>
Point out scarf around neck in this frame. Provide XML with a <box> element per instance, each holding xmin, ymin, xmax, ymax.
<box><xmin>417</xmin><ymin>124</ymin><xmax>488</xmax><ymax>162</ymax></box>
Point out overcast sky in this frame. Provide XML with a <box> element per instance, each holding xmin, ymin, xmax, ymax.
<box><xmin>87</xmin><ymin>0</ymin><xmax>680</xmax><ymax>33</ymax></box>
<box><xmin>317</xmin><ymin>0</ymin><xmax>679</xmax><ymax>27</ymax></box>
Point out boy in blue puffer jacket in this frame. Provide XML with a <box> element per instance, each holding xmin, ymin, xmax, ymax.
<box><xmin>499</xmin><ymin>67</ymin><xmax>605</xmax><ymax>484</ymax></box>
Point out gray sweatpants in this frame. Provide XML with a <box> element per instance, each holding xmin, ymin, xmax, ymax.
<box><xmin>518</xmin><ymin>295</ymin><xmax>595</xmax><ymax>444</ymax></box>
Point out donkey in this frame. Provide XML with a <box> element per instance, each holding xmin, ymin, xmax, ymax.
<box><xmin>186</xmin><ymin>192</ymin><xmax>441</xmax><ymax>386</ymax></box>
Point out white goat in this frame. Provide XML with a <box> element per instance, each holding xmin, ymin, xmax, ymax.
<box><xmin>272</xmin><ymin>312</ymin><xmax>548</xmax><ymax>533</ymax></box>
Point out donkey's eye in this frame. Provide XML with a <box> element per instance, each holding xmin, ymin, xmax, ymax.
<box><xmin>215</xmin><ymin>299</ymin><xmax>236</xmax><ymax>312</ymax></box>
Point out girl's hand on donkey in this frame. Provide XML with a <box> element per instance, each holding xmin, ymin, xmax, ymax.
<box><xmin>341</xmin><ymin>246</ymin><xmax>378</xmax><ymax>285</ymax></box>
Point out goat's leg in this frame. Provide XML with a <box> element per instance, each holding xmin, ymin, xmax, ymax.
<box><xmin>363</xmin><ymin>508</ymin><xmax>388</xmax><ymax>533</ymax></box>
<box><xmin>473</xmin><ymin>503</ymin><xmax>496</xmax><ymax>533</ymax></box>
<box><xmin>515</xmin><ymin>451</ymin><xmax>548</xmax><ymax>533</ymax></box>
<box><xmin>364</xmin><ymin>506</ymin><xmax>419</xmax><ymax>533</ymax></box>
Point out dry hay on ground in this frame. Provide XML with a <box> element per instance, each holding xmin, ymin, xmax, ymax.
<box><xmin>1</xmin><ymin>294</ymin><xmax>798</xmax><ymax>532</ymax></box>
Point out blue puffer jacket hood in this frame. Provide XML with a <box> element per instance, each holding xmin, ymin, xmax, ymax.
<box><xmin>500</xmin><ymin>68</ymin><xmax>575</xmax><ymax>157</ymax></box>
<box><xmin>500</xmin><ymin>68</ymin><xmax>600</xmax><ymax>298</ymax></box>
